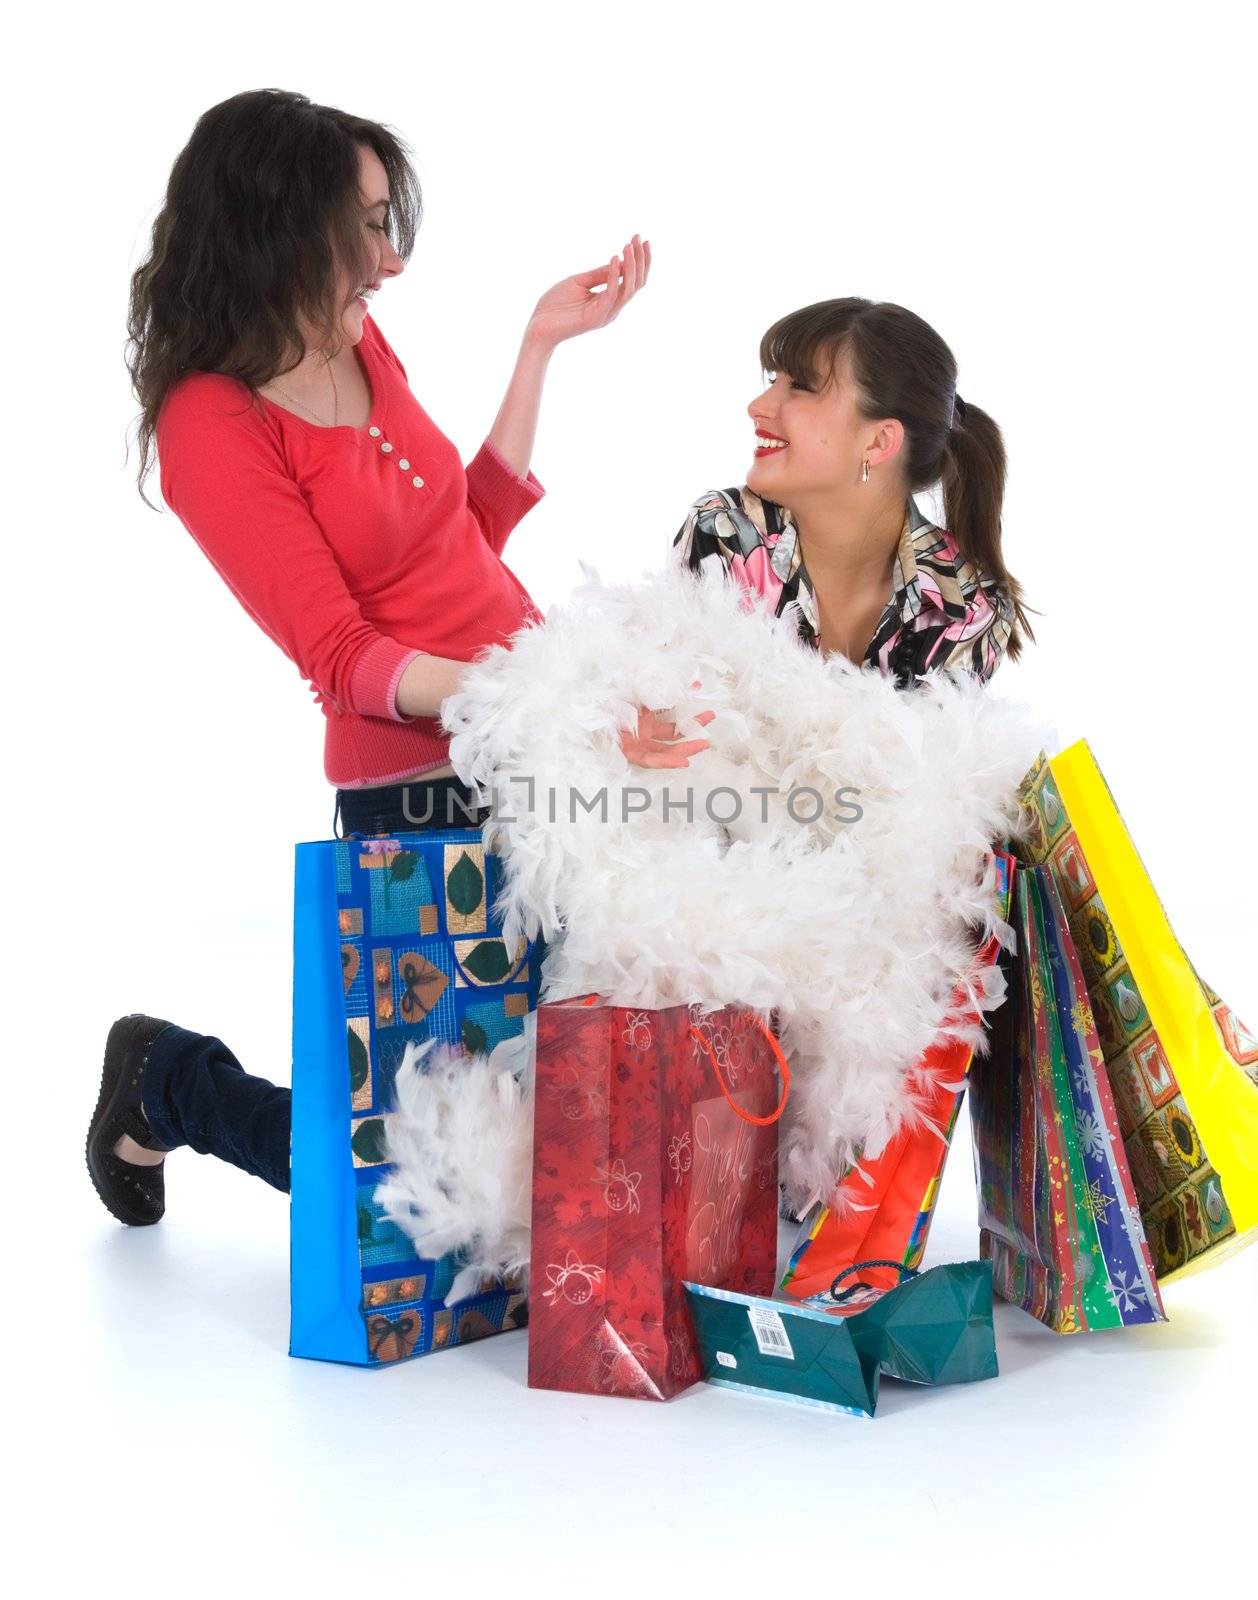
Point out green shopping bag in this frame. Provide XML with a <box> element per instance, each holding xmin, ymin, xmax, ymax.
<box><xmin>684</xmin><ymin>1259</ymin><xmax>998</xmax><ymax>1418</ymax></box>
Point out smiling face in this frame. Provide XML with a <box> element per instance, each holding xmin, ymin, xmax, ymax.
<box><xmin>746</xmin><ymin>344</ymin><xmax>904</xmax><ymax>504</ymax></box>
<box><xmin>335</xmin><ymin>142</ymin><xmax>406</xmax><ymax>346</ymax></box>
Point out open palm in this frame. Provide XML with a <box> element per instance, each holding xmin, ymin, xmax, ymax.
<box><xmin>618</xmin><ymin>680</ymin><xmax>713</xmax><ymax>769</ymax></box>
<box><xmin>527</xmin><ymin>235</ymin><xmax>651</xmax><ymax>349</ymax></box>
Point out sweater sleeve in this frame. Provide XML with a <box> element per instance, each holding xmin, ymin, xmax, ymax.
<box><xmin>157</xmin><ymin>376</ymin><xmax>421</xmax><ymax>721</ymax></box>
<box><xmin>464</xmin><ymin>438</ymin><xmax>545</xmax><ymax>557</ymax></box>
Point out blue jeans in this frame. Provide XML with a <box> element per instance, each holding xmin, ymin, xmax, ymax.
<box><xmin>140</xmin><ymin>776</ymin><xmax>491</xmax><ymax>1194</ymax></box>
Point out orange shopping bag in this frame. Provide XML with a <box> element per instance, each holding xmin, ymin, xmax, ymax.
<box><xmin>779</xmin><ymin>848</ymin><xmax>1015</xmax><ymax>1301</ymax></box>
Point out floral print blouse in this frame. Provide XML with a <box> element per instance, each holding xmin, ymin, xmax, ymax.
<box><xmin>671</xmin><ymin>485</ymin><xmax>1014</xmax><ymax>687</ymax></box>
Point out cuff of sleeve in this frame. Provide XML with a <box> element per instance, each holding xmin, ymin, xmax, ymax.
<box><xmin>349</xmin><ymin>636</ymin><xmax>424</xmax><ymax>721</ymax></box>
<box><xmin>467</xmin><ymin>437</ymin><xmax>545</xmax><ymax>518</ymax></box>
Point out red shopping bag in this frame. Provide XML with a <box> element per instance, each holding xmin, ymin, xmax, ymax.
<box><xmin>529</xmin><ymin>997</ymin><xmax>789</xmax><ymax>1400</ymax></box>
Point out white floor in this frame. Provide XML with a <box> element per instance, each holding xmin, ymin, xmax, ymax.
<box><xmin>33</xmin><ymin>1098</ymin><xmax>1255</xmax><ymax>1585</ymax></box>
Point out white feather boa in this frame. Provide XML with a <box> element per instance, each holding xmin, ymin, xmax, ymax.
<box><xmin>378</xmin><ymin>561</ymin><xmax>1050</xmax><ymax>1278</ymax></box>
<box><xmin>375</xmin><ymin>1018</ymin><xmax>537</xmax><ymax>1305</ymax></box>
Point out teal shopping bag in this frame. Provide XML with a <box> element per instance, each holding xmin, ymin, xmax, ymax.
<box><xmin>685</xmin><ymin>1259</ymin><xmax>998</xmax><ymax>1417</ymax></box>
<box><xmin>290</xmin><ymin>828</ymin><xmax>545</xmax><ymax>1366</ymax></box>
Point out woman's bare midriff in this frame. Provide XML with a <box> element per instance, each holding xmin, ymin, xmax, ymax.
<box><xmin>394</xmin><ymin>762</ymin><xmax>458</xmax><ymax>783</ymax></box>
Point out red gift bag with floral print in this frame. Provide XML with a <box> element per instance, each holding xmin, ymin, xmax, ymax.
<box><xmin>528</xmin><ymin>997</ymin><xmax>789</xmax><ymax>1401</ymax></box>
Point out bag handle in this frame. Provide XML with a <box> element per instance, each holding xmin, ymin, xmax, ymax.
<box><xmin>688</xmin><ymin>1015</ymin><xmax>791</xmax><ymax>1127</ymax></box>
<box><xmin>829</xmin><ymin>1259</ymin><xmax>920</xmax><ymax>1303</ymax></box>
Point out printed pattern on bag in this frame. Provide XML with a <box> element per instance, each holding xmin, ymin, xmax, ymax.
<box><xmin>332</xmin><ymin>831</ymin><xmax>542</xmax><ymax>1364</ymax></box>
<box><xmin>529</xmin><ymin>1001</ymin><xmax>780</xmax><ymax>1401</ymax></box>
<box><xmin>1014</xmin><ymin>753</ymin><xmax>1251</xmax><ymax>1276</ymax></box>
<box><xmin>1193</xmin><ymin>968</ymin><xmax>1258</xmax><ymax>1087</ymax></box>
<box><xmin>970</xmin><ymin>847</ymin><xmax>1167</xmax><ymax>1332</ymax></box>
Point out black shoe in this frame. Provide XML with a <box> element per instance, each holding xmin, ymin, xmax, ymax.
<box><xmin>87</xmin><ymin>1013</ymin><xmax>176</xmax><ymax>1226</ymax></box>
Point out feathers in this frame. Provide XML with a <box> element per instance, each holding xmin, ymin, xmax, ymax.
<box><xmin>376</xmin><ymin>1016</ymin><xmax>536</xmax><ymax>1303</ymax></box>
<box><xmin>378</xmin><ymin>558</ymin><xmax>1049</xmax><ymax>1271</ymax></box>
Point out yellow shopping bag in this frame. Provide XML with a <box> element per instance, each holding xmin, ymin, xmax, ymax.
<box><xmin>1015</xmin><ymin>740</ymin><xmax>1258</xmax><ymax>1283</ymax></box>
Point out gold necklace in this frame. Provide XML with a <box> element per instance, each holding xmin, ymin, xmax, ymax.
<box><xmin>264</xmin><ymin>353</ymin><xmax>340</xmax><ymax>426</ymax></box>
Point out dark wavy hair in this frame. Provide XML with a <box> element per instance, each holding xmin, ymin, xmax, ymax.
<box><xmin>760</xmin><ymin>298</ymin><xmax>1037</xmax><ymax>661</ymax></box>
<box><xmin>125</xmin><ymin>88</ymin><xmax>423</xmax><ymax>508</ymax></box>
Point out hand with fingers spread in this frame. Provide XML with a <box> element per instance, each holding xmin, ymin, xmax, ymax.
<box><xmin>524</xmin><ymin>234</ymin><xmax>652</xmax><ymax>352</ymax></box>
<box><xmin>618</xmin><ymin>679</ymin><xmax>714</xmax><ymax>770</ymax></box>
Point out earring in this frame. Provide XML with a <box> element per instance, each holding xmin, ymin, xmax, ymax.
<box><xmin>861</xmin><ymin>458</ymin><xmax>870</xmax><ymax>484</ymax></box>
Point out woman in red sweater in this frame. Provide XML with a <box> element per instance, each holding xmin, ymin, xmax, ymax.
<box><xmin>88</xmin><ymin>88</ymin><xmax>674</xmax><ymax>1225</ymax></box>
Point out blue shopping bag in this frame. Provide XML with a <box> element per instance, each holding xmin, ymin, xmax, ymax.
<box><xmin>290</xmin><ymin>827</ymin><xmax>545</xmax><ymax>1366</ymax></box>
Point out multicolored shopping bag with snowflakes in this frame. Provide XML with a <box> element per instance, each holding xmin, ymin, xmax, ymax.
<box><xmin>1011</xmin><ymin>742</ymin><xmax>1258</xmax><ymax>1281</ymax></box>
<box><xmin>290</xmin><ymin>829</ymin><xmax>544</xmax><ymax>1366</ymax></box>
<box><xmin>528</xmin><ymin>997</ymin><xmax>787</xmax><ymax>1400</ymax></box>
<box><xmin>969</xmin><ymin>855</ymin><xmax>1166</xmax><ymax>1333</ymax></box>
<box><xmin>779</xmin><ymin>849</ymin><xmax>1015</xmax><ymax>1302</ymax></box>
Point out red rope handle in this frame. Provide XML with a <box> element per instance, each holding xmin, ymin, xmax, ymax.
<box><xmin>557</xmin><ymin>995</ymin><xmax>790</xmax><ymax>1125</ymax></box>
<box><xmin>688</xmin><ymin>1013</ymin><xmax>791</xmax><ymax>1127</ymax></box>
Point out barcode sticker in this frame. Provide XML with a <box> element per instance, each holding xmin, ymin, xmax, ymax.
<box><xmin>715</xmin><ymin>1350</ymin><xmax>737</xmax><ymax>1369</ymax></box>
<box><xmin>748</xmin><ymin>1304</ymin><xmax>794</xmax><ymax>1359</ymax></box>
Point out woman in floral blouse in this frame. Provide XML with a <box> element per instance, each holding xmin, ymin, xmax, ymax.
<box><xmin>623</xmin><ymin>295</ymin><xmax>1036</xmax><ymax>768</ymax></box>
<box><xmin>619</xmin><ymin>297</ymin><xmax>1040</xmax><ymax>1236</ymax></box>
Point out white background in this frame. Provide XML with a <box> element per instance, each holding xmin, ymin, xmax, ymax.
<box><xmin>6</xmin><ymin>0</ymin><xmax>1255</xmax><ymax>1586</ymax></box>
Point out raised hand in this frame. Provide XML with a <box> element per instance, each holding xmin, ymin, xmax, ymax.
<box><xmin>525</xmin><ymin>235</ymin><xmax>651</xmax><ymax>351</ymax></box>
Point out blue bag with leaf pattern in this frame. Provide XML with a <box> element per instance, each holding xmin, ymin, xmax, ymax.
<box><xmin>290</xmin><ymin>827</ymin><xmax>545</xmax><ymax>1366</ymax></box>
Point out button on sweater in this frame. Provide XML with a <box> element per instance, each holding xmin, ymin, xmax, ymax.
<box><xmin>156</xmin><ymin>311</ymin><xmax>545</xmax><ymax>787</ymax></box>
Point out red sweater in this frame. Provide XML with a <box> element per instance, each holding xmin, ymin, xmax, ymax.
<box><xmin>156</xmin><ymin>312</ymin><xmax>545</xmax><ymax>787</ymax></box>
